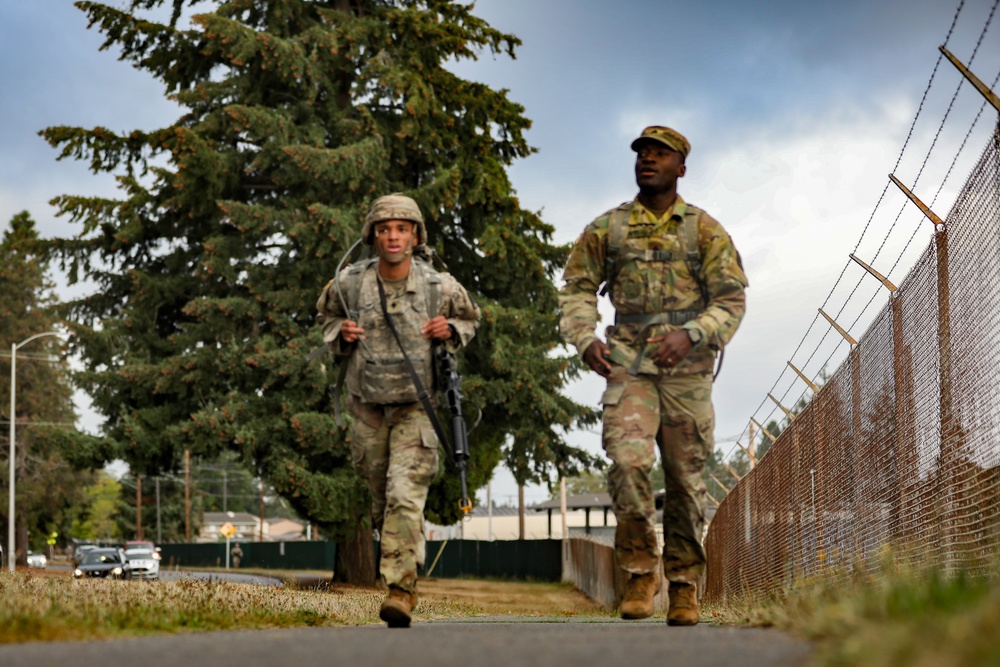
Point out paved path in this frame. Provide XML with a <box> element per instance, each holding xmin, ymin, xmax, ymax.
<box><xmin>160</xmin><ymin>569</ymin><xmax>284</xmax><ymax>586</ymax></box>
<box><xmin>0</xmin><ymin>619</ymin><xmax>813</xmax><ymax>667</ymax></box>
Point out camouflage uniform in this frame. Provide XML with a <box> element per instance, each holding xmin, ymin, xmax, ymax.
<box><xmin>559</xmin><ymin>180</ymin><xmax>747</xmax><ymax>584</ymax></box>
<box><xmin>316</xmin><ymin>215</ymin><xmax>480</xmax><ymax>596</ymax></box>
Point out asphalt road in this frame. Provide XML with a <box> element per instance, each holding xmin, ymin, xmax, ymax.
<box><xmin>14</xmin><ymin>566</ymin><xmax>814</xmax><ymax>666</ymax></box>
<box><xmin>44</xmin><ymin>562</ymin><xmax>284</xmax><ymax>586</ymax></box>
<box><xmin>0</xmin><ymin>619</ymin><xmax>814</xmax><ymax>667</ymax></box>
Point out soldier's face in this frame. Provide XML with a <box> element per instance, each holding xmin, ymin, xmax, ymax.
<box><xmin>374</xmin><ymin>219</ymin><xmax>417</xmax><ymax>264</ymax></box>
<box><xmin>634</xmin><ymin>142</ymin><xmax>686</xmax><ymax>194</ymax></box>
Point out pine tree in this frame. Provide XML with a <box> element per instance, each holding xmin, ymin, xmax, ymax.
<box><xmin>44</xmin><ymin>0</ymin><xmax>597</xmax><ymax>582</ymax></box>
<box><xmin>0</xmin><ymin>212</ymin><xmax>103</xmax><ymax>562</ymax></box>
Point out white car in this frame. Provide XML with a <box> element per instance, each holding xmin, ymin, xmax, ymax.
<box><xmin>123</xmin><ymin>547</ymin><xmax>160</xmax><ymax>580</ymax></box>
<box><xmin>26</xmin><ymin>550</ymin><xmax>47</xmax><ymax>569</ymax></box>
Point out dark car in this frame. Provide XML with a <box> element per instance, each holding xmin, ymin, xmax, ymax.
<box><xmin>72</xmin><ymin>544</ymin><xmax>99</xmax><ymax>568</ymax></box>
<box><xmin>72</xmin><ymin>547</ymin><xmax>132</xmax><ymax>580</ymax></box>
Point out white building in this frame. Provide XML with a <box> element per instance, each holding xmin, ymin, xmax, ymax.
<box><xmin>427</xmin><ymin>493</ymin><xmax>618</xmax><ymax>541</ymax></box>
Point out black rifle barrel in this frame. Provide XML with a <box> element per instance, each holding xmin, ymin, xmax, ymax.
<box><xmin>438</xmin><ymin>348</ymin><xmax>472</xmax><ymax>512</ymax></box>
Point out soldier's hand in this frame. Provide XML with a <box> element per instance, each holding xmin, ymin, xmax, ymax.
<box><xmin>340</xmin><ymin>320</ymin><xmax>366</xmax><ymax>343</ymax></box>
<box><xmin>422</xmin><ymin>315</ymin><xmax>453</xmax><ymax>340</ymax></box>
<box><xmin>647</xmin><ymin>330</ymin><xmax>692</xmax><ymax>368</ymax></box>
<box><xmin>583</xmin><ymin>340</ymin><xmax>614</xmax><ymax>377</ymax></box>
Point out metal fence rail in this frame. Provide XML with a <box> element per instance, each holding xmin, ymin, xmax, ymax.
<box><xmin>705</xmin><ymin>130</ymin><xmax>1000</xmax><ymax>602</ymax></box>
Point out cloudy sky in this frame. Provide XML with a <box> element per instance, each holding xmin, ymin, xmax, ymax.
<box><xmin>2</xmin><ymin>1</ymin><xmax>998</xmax><ymax>512</ymax></box>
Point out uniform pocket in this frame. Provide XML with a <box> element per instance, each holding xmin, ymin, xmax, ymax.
<box><xmin>694</xmin><ymin>415</ymin><xmax>715</xmax><ymax>461</ymax></box>
<box><xmin>601</xmin><ymin>383</ymin><xmax>626</xmax><ymax>407</ymax></box>
<box><xmin>418</xmin><ymin>423</ymin><xmax>439</xmax><ymax>450</ymax></box>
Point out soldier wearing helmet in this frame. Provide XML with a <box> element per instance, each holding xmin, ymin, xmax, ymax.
<box><xmin>316</xmin><ymin>194</ymin><xmax>480</xmax><ymax>628</ymax></box>
<box><xmin>558</xmin><ymin>127</ymin><xmax>747</xmax><ymax>626</ymax></box>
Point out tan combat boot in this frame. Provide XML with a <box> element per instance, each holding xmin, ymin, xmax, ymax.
<box><xmin>667</xmin><ymin>581</ymin><xmax>699</xmax><ymax>626</ymax></box>
<box><xmin>379</xmin><ymin>586</ymin><xmax>413</xmax><ymax>628</ymax></box>
<box><xmin>619</xmin><ymin>568</ymin><xmax>661</xmax><ymax>619</ymax></box>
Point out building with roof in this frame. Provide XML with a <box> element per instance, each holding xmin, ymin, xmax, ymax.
<box><xmin>198</xmin><ymin>512</ymin><xmax>314</xmax><ymax>543</ymax></box>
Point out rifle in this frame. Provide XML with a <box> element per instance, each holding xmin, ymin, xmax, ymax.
<box><xmin>435</xmin><ymin>345</ymin><xmax>472</xmax><ymax>513</ymax></box>
<box><xmin>374</xmin><ymin>278</ymin><xmax>474</xmax><ymax>515</ymax></box>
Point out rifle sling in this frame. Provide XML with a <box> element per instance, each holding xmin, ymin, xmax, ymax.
<box><xmin>377</xmin><ymin>278</ymin><xmax>456</xmax><ymax>464</ymax></box>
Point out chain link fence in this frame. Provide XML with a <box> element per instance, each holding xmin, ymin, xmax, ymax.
<box><xmin>705</xmin><ymin>129</ymin><xmax>1000</xmax><ymax>602</ymax></box>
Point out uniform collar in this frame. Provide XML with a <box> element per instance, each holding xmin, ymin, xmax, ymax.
<box><xmin>369</xmin><ymin>261</ymin><xmax>418</xmax><ymax>293</ymax></box>
<box><xmin>632</xmin><ymin>195</ymin><xmax>687</xmax><ymax>223</ymax></box>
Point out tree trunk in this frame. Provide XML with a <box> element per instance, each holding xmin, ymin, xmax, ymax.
<box><xmin>333</xmin><ymin>520</ymin><xmax>376</xmax><ymax>585</ymax></box>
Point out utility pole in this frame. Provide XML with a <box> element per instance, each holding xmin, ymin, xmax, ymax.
<box><xmin>222</xmin><ymin>469</ymin><xmax>227</xmax><ymax>512</ymax></box>
<box><xmin>184</xmin><ymin>450</ymin><xmax>191</xmax><ymax>543</ymax></box>
<box><xmin>155</xmin><ymin>477</ymin><xmax>162</xmax><ymax>544</ymax></box>
<box><xmin>7</xmin><ymin>331</ymin><xmax>63</xmax><ymax>573</ymax></box>
<box><xmin>136</xmin><ymin>475</ymin><xmax>143</xmax><ymax>540</ymax></box>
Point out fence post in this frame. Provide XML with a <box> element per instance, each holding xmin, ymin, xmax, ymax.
<box><xmin>890</xmin><ymin>173</ymin><xmax>962</xmax><ymax>572</ymax></box>
<box><xmin>783</xmin><ymin>361</ymin><xmax>822</xmax><ymax>574</ymax></box>
<box><xmin>851</xmin><ymin>349</ymin><xmax>862</xmax><ymax>558</ymax></box>
<box><xmin>890</xmin><ymin>293</ymin><xmax>917</xmax><ymax>550</ymax></box>
<box><xmin>935</xmin><ymin>227</ymin><xmax>962</xmax><ymax>573</ymax></box>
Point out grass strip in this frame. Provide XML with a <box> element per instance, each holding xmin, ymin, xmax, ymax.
<box><xmin>0</xmin><ymin>573</ymin><xmax>479</xmax><ymax>644</ymax></box>
<box><xmin>704</xmin><ymin>555</ymin><xmax>1000</xmax><ymax>667</ymax></box>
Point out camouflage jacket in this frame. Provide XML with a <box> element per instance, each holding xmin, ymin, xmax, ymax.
<box><xmin>558</xmin><ymin>196</ymin><xmax>747</xmax><ymax>376</ymax></box>
<box><xmin>316</xmin><ymin>257</ymin><xmax>481</xmax><ymax>404</ymax></box>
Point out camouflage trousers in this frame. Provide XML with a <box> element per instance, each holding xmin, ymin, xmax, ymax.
<box><xmin>601</xmin><ymin>365</ymin><xmax>715</xmax><ymax>584</ymax></box>
<box><xmin>349</xmin><ymin>397</ymin><xmax>439</xmax><ymax>593</ymax></box>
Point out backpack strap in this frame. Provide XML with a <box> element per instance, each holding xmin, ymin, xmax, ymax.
<box><xmin>599</xmin><ymin>202</ymin><xmax>632</xmax><ymax>297</ymax></box>
<box><xmin>678</xmin><ymin>203</ymin><xmax>708</xmax><ymax>307</ymax></box>
<box><xmin>414</xmin><ymin>258</ymin><xmax>446</xmax><ymax>319</ymax></box>
<box><xmin>331</xmin><ymin>259</ymin><xmax>375</xmax><ymax>427</ymax></box>
<box><xmin>341</xmin><ymin>259</ymin><xmax>375</xmax><ymax>318</ymax></box>
<box><xmin>677</xmin><ymin>204</ymin><xmax>725</xmax><ymax>379</ymax></box>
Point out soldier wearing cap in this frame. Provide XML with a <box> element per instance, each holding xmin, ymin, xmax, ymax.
<box><xmin>316</xmin><ymin>194</ymin><xmax>481</xmax><ymax>627</ymax></box>
<box><xmin>558</xmin><ymin>127</ymin><xmax>747</xmax><ymax>625</ymax></box>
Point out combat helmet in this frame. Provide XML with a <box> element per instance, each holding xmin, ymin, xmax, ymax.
<box><xmin>361</xmin><ymin>193</ymin><xmax>428</xmax><ymax>246</ymax></box>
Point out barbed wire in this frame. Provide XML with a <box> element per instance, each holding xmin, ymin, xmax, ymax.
<box><xmin>720</xmin><ymin>0</ymin><xmax>998</xmax><ymax>468</ymax></box>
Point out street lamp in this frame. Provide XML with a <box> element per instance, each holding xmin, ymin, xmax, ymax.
<box><xmin>8</xmin><ymin>331</ymin><xmax>64</xmax><ymax>574</ymax></box>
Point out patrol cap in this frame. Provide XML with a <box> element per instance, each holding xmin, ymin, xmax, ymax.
<box><xmin>362</xmin><ymin>193</ymin><xmax>427</xmax><ymax>245</ymax></box>
<box><xmin>630</xmin><ymin>126</ymin><xmax>691</xmax><ymax>159</ymax></box>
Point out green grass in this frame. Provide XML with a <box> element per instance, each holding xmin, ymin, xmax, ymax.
<box><xmin>0</xmin><ymin>573</ymin><xmax>479</xmax><ymax>644</ymax></box>
<box><xmin>704</xmin><ymin>553</ymin><xmax>1000</xmax><ymax>667</ymax></box>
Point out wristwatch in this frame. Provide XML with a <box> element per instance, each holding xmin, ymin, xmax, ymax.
<box><xmin>684</xmin><ymin>324</ymin><xmax>702</xmax><ymax>345</ymax></box>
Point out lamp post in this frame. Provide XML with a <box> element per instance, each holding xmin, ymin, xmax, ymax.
<box><xmin>8</xmin><ymin>331</ymin><xmax>63</xmax><ymax>573</ymax></box>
